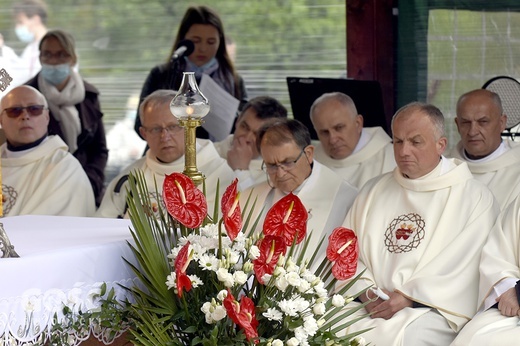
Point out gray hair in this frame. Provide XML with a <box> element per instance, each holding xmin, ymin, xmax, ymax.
<box><xmin>392</xmin><ymin>102</ymin><xmax>445</xmax><ymax>139</ymax></box>
<box><xmin>138</xmin><ymin>89</ymin><xmax>177</xmax><ymax>125</ymax></box>
<box><xmin>309</xmin><ymin>92</ymin><xmax>358</xmax><ymax>120</ymax></box>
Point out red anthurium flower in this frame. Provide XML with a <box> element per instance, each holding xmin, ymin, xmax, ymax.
<box><xmin>221</xmin><ymin>178</ymin><xmax>242</xmax><ymax>241</ymax></box>
<box><xmin>175</xmin><ymin>242</ymin><xmax>192</xmax><ymax>297</ymax></box>
<box><xmin>263</xmin><ymin>193</ymin><xmax>308</xmax><ymax>246</ymax></box>
<box><xmin>326</xmin><ymin>227</ymin><xmax>359</xmax><ymax>280</ymax></box>
<box><xmin>163</xmin><ymin>173</ymin><xmax>207</xmax><ymax>228</ymax></box>
<box><xmin>223</xmin><ymin>290</ymin><xmax>259</xmax><ymax>343</ymax></box>
<box><xmin>253</xmin><ymin>235</ymin><xmax>287</xmax><ymax>284</ymax></box>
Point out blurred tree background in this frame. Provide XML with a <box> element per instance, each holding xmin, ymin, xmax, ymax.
<box><xmin>0</xmin><ymin>0</ymin><xmax>347</xmax><ymax>126</ymax></box>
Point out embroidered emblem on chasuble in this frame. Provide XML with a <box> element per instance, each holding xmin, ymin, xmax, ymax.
<box><xmin>1</xmin><ymin>185</ymin><xmax>17</xmax><ymax>215</ymax></box>
<box><xmin>142</xmin><ymin>191</ymin><xmax>165</xmax><ymax>218</ymax></box>
<box><xmin>384</xmin><ymin>213</ymin><xmax>425</xmax><ymax>253</ymax></box>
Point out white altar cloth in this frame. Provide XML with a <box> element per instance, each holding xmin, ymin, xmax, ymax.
<box><xmin>0</xmin><ymin>215</ymin><xmax>138</xmax><ymax>345</ymax></box>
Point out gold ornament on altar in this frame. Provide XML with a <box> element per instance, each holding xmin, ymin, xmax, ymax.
<box><xmin>169</xmin><ymin>72</ymin><xmax>210</xmax><ymax>186</ymax></box>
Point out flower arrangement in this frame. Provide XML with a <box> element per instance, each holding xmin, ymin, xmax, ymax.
<box><xmin>76</xmin><ymin>171</ymin><xmax>369</xmax><ymax>345</ymax></box>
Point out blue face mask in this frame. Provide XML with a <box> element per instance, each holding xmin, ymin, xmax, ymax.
<box><xmin>15</xmin><ymin>25</ymin><xmax>34</xmax><ymax>43</ymax></box>
<box><xmin>41</xmin><ymin>63</ymin><xmax>71</xmax><ymax>85</ymax></box>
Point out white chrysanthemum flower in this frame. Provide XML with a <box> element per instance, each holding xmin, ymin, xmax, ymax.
<box><xmin>294</xmin><ymin>297</ymin><xmax>310</xmax><ymax>312</ymax></box>
<box><xmin>200</xmin><ymin>223</ymin><xmax>219</xmax><ymax>237</ymax></box>
<box><xmin>216</xmin><ymin>268</ymin><xmax>235</xmax><ymax>287</ymax></box>
<box><xmin>278</xmin><ymin>299</ymin><xmax>298</xmax><ymax>317</ymax></box>
<box><xmin>331</xmin><ymin>294</ymin><xmax>346</xmax><ymax>307</ymax></box>
<box><xmin>286</xmin><ymin>337</ymin><xmax>300</xmax><ymax>346</ymax></box>
<box><xmin>217</xmin><ymin>289</ymin><xmax>228</xmax><ymax>301</ymax></box>
<box><xmin>248</xmin><ymin>245</ymin><xmax>260</xmax><ymax>260</ymax></box>
<box><xmin>262</xmin><ymin>307</ymin><xmax>283</xmax><ymax>321</ymax></box>
<box><xmin>198</xmin><ymin>253</ymin><xmax>219</xmax><ymax>272</ymax></box>
<box><xmin>233</xmin><ymin>271</ymin><xmax>248</xmax><ymax>285</ymax></box>
<box><xmin>188</xmin><ymin>275</ymin><xmax>203</xmax><ymax>288</ymax></box>
<box><xmin>165</xmin><ymin>272</ymin><xmax>176</xmax><ymax>289</ymax></box>
<box><xmin>275</xmin><ymin>276</ymin><xmax>289</xmax><ymax>292</ymax></box>
<box><xmin>313</xmin><ymin>302</ymin><xmax>326</xmax><ymax>315</ymax></box>
<box><xmin>232</xmin><ymin>232</ymin><xmax>247</xmax><ymax>252</ymax></box>
<box><xmin>303</xmin><ymin>315</ymin><xmax>319</xmax><ymax>336</ymax></box>
<box><xmin>297</xmin><ymin>279</ymin><xmax>311</xmax><ymax>293</ymax></box>
<box><xmin>285</xmin><ymin>271</ymin><xmax>302</xmax><ymax>287</ymax></box>
<box><xmin>294</xmin><ymin>326</ymin><xmax>308</xmax><ymax>342</ymax></box>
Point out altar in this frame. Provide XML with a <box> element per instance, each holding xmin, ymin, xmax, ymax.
<box><xmin>0</xmin><ymin>215</ymin><xmax>138</xmax><ymax>345</ymax></box>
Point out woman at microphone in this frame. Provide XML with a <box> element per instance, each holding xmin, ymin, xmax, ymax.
<box><xmin>135</xmin><ymin>5</ymin><xmax>248</xmax><ymax>140</ymax></box>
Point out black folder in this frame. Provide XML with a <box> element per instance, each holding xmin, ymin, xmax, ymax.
<box><xmin>286</xmin><ymin>76</ymin><xmax>388</xmax><ymax>140</ymax></box>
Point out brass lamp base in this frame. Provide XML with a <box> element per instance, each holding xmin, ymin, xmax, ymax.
<box><xmin>179</xmin><ymin>118</ymin><xmax>206</xmax><ymax>186</ymax></box>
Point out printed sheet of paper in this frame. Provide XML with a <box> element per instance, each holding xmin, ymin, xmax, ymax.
<box><xmin>199</xmin><ymin>74</ymin><xmax>239</xmax><ymax>141</ymax></box>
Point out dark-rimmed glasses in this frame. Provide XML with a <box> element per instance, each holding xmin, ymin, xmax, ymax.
<box><xmin>142</xmin><ymin>124</ymin><xmax>183</xmax><ymax>136</ymax></box>
<box><xmin>262</xmin><ymin>150</ymin><xmax>305</xmax><ymax>174</ymax></box>
<box><xmin>1</xmin><ymin>105</ymin><xmax>47</xmax><ymax>118</ymax></box>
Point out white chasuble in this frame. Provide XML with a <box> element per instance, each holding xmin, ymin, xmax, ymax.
<box><xmin>448</xmin><ymin>139</ymin><xmax>520</xmax><ymax>210</ymax></box>
<box><xmin>1</xmin><ymin>135</ymin><xmax>95</xmax><ymax>216</ymax></box>
<box><xmin>452</xmin><ymin>194</ymin><xmax>520</xmax><ymax>345</ymax></box>
<box><xmin>240</xmin><ymin>161</ymin><xmax>358</xmax><ymax>268</ymax></box>
<box><xmin>339</xmin><ymin>158</ymin><xmax>499</xmax><ymax>346</ymax></box>
<box><xmin>97</xmin><ymin>139</ymin><xmax>234</xmax><ymax>218</ymax></box>
<box><xmin>313</xmin><ymin>127</ymin><xmax>396</xmax><ymax>189</ymax></box>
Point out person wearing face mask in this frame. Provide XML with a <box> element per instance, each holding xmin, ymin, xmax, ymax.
<box><xmin>134</xmin><ymin>5</ymin><xmax>248</xmax><ymax>141</ymax></box>
<box><xmin>25</xmin><ymin>29</ymin><xmax>108</xmax><ymax>207</ymax></box>
<box><xmin>11</xmin><ymin>0</ymin><xmax>49</xmax><ymax>85</ymax></box>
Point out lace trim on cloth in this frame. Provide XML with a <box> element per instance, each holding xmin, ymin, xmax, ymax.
<box><xmin>0</xmin><ymin>278</ymin><xmax>137</xmax><ymax>345</ymax></box>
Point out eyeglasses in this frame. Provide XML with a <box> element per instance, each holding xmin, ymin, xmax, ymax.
<box><xmin>142</xmin><ymin>124</ymin><xmax>183</xmax><ymax>136</ymax></box>
<box><xmin>262</xmin><ymin>150</ymin><xmax>305</xmax><ymax>174</ymax></box>
<box><xmin>1</xmin><ymin>105</ymin><xmax>47</xmax><ymax>118</ymax></box>
<box><xmin>40</xmin><ymin>51</ymin><xmax>72</xmax><ymax>62</ymax></box>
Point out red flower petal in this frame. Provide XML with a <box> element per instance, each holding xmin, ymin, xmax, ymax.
<box><xmin>175</xmin><ymin>242</ymin><xmax>190</xmax><ymax>273</ymax></box>
<box><xmin>176</xmin><ymin>271</ymin><xmax>192</xmax><ymax>298</ymax></box>
<box><xmin>221</xmin><ymin>178</ymin><xmax>242</xmax><ymax>241</ymax></box>
<box><xmin>223</xmin><ymin>290</ymin><xmax>258</xmax><ymax>343</ymax></box>
<box><xmin>263</xmin><ymin>193</ymin><xmax>308</xmax><ymax>246</ymax></box>
<box><xmin>163</xmin><ymin>173</ymin><xmax>207</xmax><ymax>228</ymax></box>
<box><xmin>326</xmin><ymin>227</ymin><xmax>359</xmax><ymax>280</ymax></box>
<box><xmin>253</xmin><ymin>235</ymin><xmax>287</xmax><ymax>284</ymax></box>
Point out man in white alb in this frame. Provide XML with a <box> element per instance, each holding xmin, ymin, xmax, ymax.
<box><xmin>1</xmin><ymin>85</ymin><xmax>95</xmax><ymax>216</ymax></box>
<box><xmin>451</xmin><ymin>193</ymin><xmax>520</xmax><ymax>345</ymax></box>
<box><xmin>240</xmin><ymin>118</ymin><xmax>358</xmax><ymax>265</ymax></box>
<box><xmin>339</xmin><ymin>102</ymin><xmax>499</xmax><ymax>345</ymax></box>
<box><xmin>214</xmin><ymin>96</ymin><xmax>287</xmax><ymax>190</ymax></box>
<box><xmin>97</xmin><ymin>89</ymin><xmax>234</xmax><ymax>219</ymax></box>
<box><xmin>447</xmin><ymin>88</ymin><xmax>520</xmax><ymax>210</ymax></box>
<box><xmin>310</xmin><ymin>92</ymin><xmax>395</xmax><ymax>189</ymax></box>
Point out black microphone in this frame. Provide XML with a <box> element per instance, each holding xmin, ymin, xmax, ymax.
<box><xmin>171</xmin><ymin>39</ymin><xmax>195</xmax><ymax>62</ymax></box>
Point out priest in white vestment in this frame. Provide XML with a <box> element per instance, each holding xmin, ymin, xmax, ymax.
<box><xmin>310</xmin><ymin>92</ymin><xmax>396</xmax><ymax>189</ymax></box>
<box><xmin>451</xmin><ymin>194</ymin><xmax>520</xmax><ymax>345</ymax></box>
<box><xmin>97</xmin><ymin>89</ymin><xmax>234</xmax><ymax>219</ymax></box>
<box><xmin>339</xmin><ymin>102</ymin><xmax>499</xmax><ymax>346</ymax></box>
<box><xmin>1</xmin><ymin>85</ymin><xmax>95</xmax><ymax>216</ymax></box>
<box><xmin>214</xmin><ymin>96</ymin><xmax>287</xmax><ymax>190</ymax></box>
<box><xmin>447</xmin><ymin>89</ymin><xmax>520</xmax><ymax>210</ymax></box>
<box><xmin>240</xmin><ymin>118</ymin><xmax>358</xmax><ymax>268</ymax></box>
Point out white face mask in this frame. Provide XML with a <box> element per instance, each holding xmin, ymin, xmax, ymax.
<box><xmin>15</xmin><ymin>25</ymin><xmax>34</xmax><ymax>43</ymax></box>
